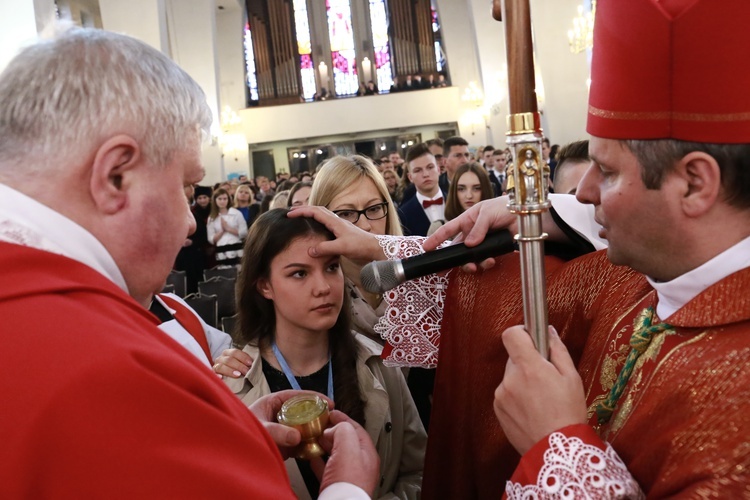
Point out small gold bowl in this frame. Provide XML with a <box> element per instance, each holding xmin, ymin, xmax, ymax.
<box><xmin>277</xmin><ymin>394</ymin><xmax>330</xmax><ymax>460</ymax></box>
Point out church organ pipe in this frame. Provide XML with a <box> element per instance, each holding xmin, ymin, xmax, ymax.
<box><xmin>273</xmin><ymin>1</ymin><xmax>295</xmax><ymax>98</ymax></box>
<box><xmin>392</xmin><ymin>0</ymin><xmax>405</xmax><ymax>75</ymax></box>
<box><xmin>403</xmin><ymin>0</ymin><xmax>418</xmax><ymax>74</ymax></box>
<box><xmin>251</xmin><ymin>17</ymin><xmax>271</xmax><ymax>100</ymax></box>
<box><xmin>246</xmin><ymin>0</ymin><xmax>440</xmax><ymax>102</ymax></box>
<box><xmin>410</xmin><ymin>0</ymin><xmax>424</xmax><ymax>73</ymax></box>
<box><xmin>388</xmin><ymin>0</ymin><xmax>427</xmax><ymax>77</ymax></box>
<box><xmin>388</xmin><ymin>0</ymin><xmax>402</xmax><ymax>76</ymax></box>
<box><xmin>415</xmin><ymin>0</ymin><xmax>435</xmax><ymax>74</ymax></box>
<box><xmin>268</xmin><ymin>2</ymin><xmax>283</xmax><ymax>97</ymax></box>
<box><xmin>396</xmin><ymin>0</ymin><xmax>417</xmax><ymax>75</ymax></box>
<box><xmin>281</xmin><ymin>2</ymin><xmax>299</xmax><ymax>98</ymax></box>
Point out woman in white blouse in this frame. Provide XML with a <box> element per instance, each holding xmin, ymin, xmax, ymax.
<box><xmin>207</xmin><ymin>188</ymin><xmax>248</xmax><ymax>263</ymax></box>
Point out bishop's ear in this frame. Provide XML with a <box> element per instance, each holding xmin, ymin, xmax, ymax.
<box><xmin>89</xmin><ymin>135</ymin><xmax>142</xmax><ymax>214</ymax></box>
<box><xmin>676</xmin><ymin>151</ymin><xmax>721</xmax><ymax>218</ymax></box>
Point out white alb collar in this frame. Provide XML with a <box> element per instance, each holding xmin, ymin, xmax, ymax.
<box><xmin>647</xmin><ymin>235</ymin><xmax>750</xmax><ymax>320</ymax></box>
<box><xmin>0</xmin><ymin>183</ymin><xmax>128</xmax><ymax>294</ymax></box>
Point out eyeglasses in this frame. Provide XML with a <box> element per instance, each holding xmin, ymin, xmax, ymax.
<box><xmin>331</xmin><ymin>202</ymin><xmax>389</xmax><ymax>224</ymax></box>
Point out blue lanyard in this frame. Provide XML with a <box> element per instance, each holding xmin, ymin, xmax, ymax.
<box><xmin>272</xmin><ymin>343</ymin><xmax>334</xmax><ymax>401</ymax></box>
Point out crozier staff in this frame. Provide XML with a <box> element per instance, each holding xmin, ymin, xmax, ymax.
<box><xmin>500</xmin><ymin>0</ymin><xmax>551</xmax><ymax>358</ymax></box>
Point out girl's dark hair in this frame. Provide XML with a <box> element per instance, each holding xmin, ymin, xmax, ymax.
<box><xmin>236</xmin><ymin>208</ymin><xmax>365</xmax><ymax>425</ymax></box>
<box><xmin>259</xmin><ymin>192</ymin><xmax>273</xmax><ymax>214</ymax></box>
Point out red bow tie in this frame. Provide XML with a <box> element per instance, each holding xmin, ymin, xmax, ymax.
<box><xmin>422</xmin><ymin>198</ymin><xmax>443</xmax><ymax>208</ymax></box>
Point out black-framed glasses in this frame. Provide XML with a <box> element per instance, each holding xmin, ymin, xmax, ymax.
<box><xmin>332</xmin><ymin>202</ymin><xmax>389</xmax><ymax>224</ymax></box>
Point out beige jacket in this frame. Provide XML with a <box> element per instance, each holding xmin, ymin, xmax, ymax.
<box><xmin>225</xmin><ymin>334</ymin><xmax>426</xmax><ymax>500</ymax></box>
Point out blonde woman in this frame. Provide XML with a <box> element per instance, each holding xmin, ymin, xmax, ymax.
<box><xmin>308</xmin><ymin>155</ymin><xmax>403</xmax><ymax>342</ymax></box>
<box><xmin>382</xmin><ymin>169</ymin><xmax>401</xmax><ymax>205</ymax></box>
<box><xmin>270</xmin><ymin>190</ymin><xmax>290</xmax><ymax>210</ymax></box>
<box><xmin>233</xmin><ymin>184</ymin><xmax>260</xmax><ymax>226</ymax></box>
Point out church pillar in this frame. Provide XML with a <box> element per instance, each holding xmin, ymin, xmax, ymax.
<box><xmin>99</xmin><ymin>0</ymin><xmax>169</xmax><ymax>52</ymax></box>
<box><xmin>166</xmin><ymin>0</ymin><xmax>225</xmax><ymax>184</ymax></box>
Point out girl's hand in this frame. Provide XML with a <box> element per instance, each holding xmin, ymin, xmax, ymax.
<box><xmin>212</xmin><ymin>348</ymin><xmax>253</xmax><ymax>378</ymax></box>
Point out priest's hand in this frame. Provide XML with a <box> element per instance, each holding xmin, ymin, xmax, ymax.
<box><xmin>494</xmin><ymin>326</ymin><xmax>587</xmax><ymax>454</ymax></box>
<box><xmin>424</xmin><ymin>196</ymin><xmax>574</xmax><ymax>273</ymax></box>
<box><xmin>248</xmin><ymin>390</ymin><xmax>334</xmax><ymax>460</ymax></box>
<box><xmin>312</xmin><ymin>410</ymin><xmax>380</xmax><ymax>497</ymax></box>
<box><xmin>287</xmin><ymin>205</ymin><xmax>386</xmax><ymax>265</ymax></box>
<box><xmin>423</xmin><ymin>197</ymin><xmax>516</xmax><ymax>272</ymax></box>
<box><xmin>212</xmin><ymin>348</ymin><xmax>253</xmax><ymax>378</ymax></box>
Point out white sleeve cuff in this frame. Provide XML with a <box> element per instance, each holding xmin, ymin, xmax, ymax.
<box><xmin>318</xmin><ymin>482</ymin><xmax>370</xmax><ymax>500</ymax></box>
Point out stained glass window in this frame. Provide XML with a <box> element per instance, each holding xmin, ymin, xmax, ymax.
<box><xmin>293</xmin><ymin>0</ymin><xmax>317</xmax><ymax>101</ymax></box>
<box><xmin>326</xmin><ymin>0</ymin><xmax>358</xmax><ymax>96</ymax></box>
<box><xmin>369</xmin><ymin>0</ymin><xmax>392</xmax><ymax>92</ymax></box>
<box><xmin>243</xmin><ymin>23</ymin><xmax>259</xmax><ymax>102</ymax></box>
<box><xmin>432</xmin><ymin>7</ymin><xmax>446</xmax><ymax>72</ymax></box>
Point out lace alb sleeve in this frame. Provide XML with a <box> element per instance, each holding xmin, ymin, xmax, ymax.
<box><xmin>372</xmin><ymin>235</ymin><xmax>451</xmax><ymax>369</ymax></box>
<box><xmin>506</xmin><ymin>427</ymin><xmax>644</xmax><ymax>499</ymax></box>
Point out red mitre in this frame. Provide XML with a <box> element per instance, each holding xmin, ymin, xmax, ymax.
<box><xmin>587</xmin><ymin>0</ymin><xmax>750</xmax><ymax>143</ymax></box>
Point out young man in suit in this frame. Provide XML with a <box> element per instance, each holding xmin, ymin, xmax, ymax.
<box><xmin>397</xmin><ymin>143</ymin><xmax>445</xmax><ymax>236</ymax></box>
<box><xmin>439</xmin><ymin>136</ymin><xmax>471</xmax><ymax>193</ymax></box>
<box><xmin>488</xmin><ymin>149</ymin><xmax>509</xmax><ymax>196</ymax></box>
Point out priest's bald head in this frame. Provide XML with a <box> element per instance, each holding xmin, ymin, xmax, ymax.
<box><xmin>0</xmin><ymin>28</ymin><xmax>211</xmax><ymax>306</ymax></box>
<box><xmin>575</xmin><ymin>0</ymin><xmax>750</xmax><ymax>282</ymax></box>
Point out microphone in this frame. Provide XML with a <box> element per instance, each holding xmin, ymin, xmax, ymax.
<box><xmin>360</xmin><ymin>230</ymin><xmax>515</xmax><ymax>293</ymax></box>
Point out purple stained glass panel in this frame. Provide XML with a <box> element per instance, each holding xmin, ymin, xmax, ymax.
<box><xmin>294</xmin><ymin>0</ymin><xmax>317</xmax><ymax>100</ymax></box>
<box><xmin>369</xmin><ymin>0</ymin><xmax>392</xmax><ymax>93</ymax></box>
<box><xmin>243</xmin><ymin>23</ymin><xmax>259</xmax><ymax>101</ymax></box>
<box><xmin>327</xmin><ymin>0</ymin><xmax>359</xmax><ymax>95</ymax></box>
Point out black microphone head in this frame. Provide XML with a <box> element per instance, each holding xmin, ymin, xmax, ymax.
<box><xmin>360</xmin><ymin>260</ymin><xmax>401</xmax><ymax>294</ymax></box>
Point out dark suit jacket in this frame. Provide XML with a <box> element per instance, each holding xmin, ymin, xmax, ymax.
<box><xmin>438</xmin><ymin>172</ymin><xmax>450</xmax><ymax>194</ymax></box>
<box><xmin>488</xmin><ymin>170</ymin><xmax>504</xmax><ymax>197</ymax></box>
<box><xmin>401</xmin><ymin>183</ymin><xmax>416</xmax><ymax>204</ymax></box>
<box><xmin>397</xmin><ymin>189</ymin><xmax>447</xmax><ymax>236</ymax></box>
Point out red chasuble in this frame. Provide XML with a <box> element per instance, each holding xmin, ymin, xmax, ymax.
<box><xmin>423</xmin><ymin>250</ymin><xmax>633</xmax><ymax>498</ymax></box>
<box><xmin>425</xmin><ymin>249</ymin><xmax>750</xmax><ymax>496</ymax></box>
<box><xmin>509</xmin><ymin>258</ymin><xmax>750</xmax><ymax>496</ymax></box>
<box><xmin>0</xmin><ymin>242</ymin><xmax>295</xmax><ymax>498</ymax></box>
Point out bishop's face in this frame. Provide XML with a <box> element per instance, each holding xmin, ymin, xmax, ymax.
<box><xmin>576</xmin><ymin>136</ymin><xmax>681</xmax><ymax>281</ymax></box>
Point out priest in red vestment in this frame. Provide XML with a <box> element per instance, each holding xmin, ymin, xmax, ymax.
<box><xmin>0</xmin><ymin>28</ymin><xmax>377</xmax><ymax>499</ymax></box>
<box><xmin>424</xmin><ymin>0</ymin><xmax>750</xmax><ymax>496</ymax></box>
<box><xmin>275</xmin><ymin>0</ymin><xmax>750</xmax><ymax>495</ymax></box>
